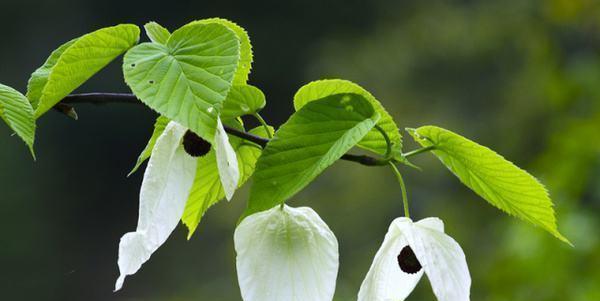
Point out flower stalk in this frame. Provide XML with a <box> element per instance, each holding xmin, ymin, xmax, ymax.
<box><xmin>389</xmin><ymin>162</ymin><xmax>410</xmax><ymax>218</ymax></box>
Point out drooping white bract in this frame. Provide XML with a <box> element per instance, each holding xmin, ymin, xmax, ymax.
<box><xmin>358</xmin><ymin>217</ymin><xmax>471</xmax><ymax>301</ymax></box>
<box><xmin>234</xmin><ymin>205</ymin><xmax>339</xmax><ymax>301</ymax></box>
<box><xmin>215</xmin><ymin>117</ymin><xmax>239</xmax><ymax>201</ymax></box>
<box><xmin>115</xmin><ymin>118</ymin><xmax>242</xmax><ymax>291</ymax></box>
<box><xmin>115</xmin><ymin>121</ymin><xmax>197</xmax><ymax>291</ymax></box>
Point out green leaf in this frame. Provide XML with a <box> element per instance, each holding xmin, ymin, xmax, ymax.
<box><xmin>244</xmin><ymin>93</ymin><xmax>380</xmax><ymax>217</ymax></box>
<box><xmin>144</xmin><ymin>22</ymin><xmax>171</xmax><ymax>45</ymax></box>
<box><xmin>294</xmin><ymin>79</ymin><xmax>402</xmax><ymax>156</ymax></box>
<box><xmin>31</xmin><ymin>24</ymin><xmax>140</xmax><ymax>117</ymax></box>
<box><xmin>0</xmin><ymin>84</ymin><xmax>36</xmax><ymax>157</ymax></box>
<box><xmin>186</xmin><ymin>18</ymin><xmax>253</xmax><ymax>84</ymax></box>
<box><xmin>182</xmin><ymin>126</ymin><xmax>271</xmax><ymax>238</ymax></box>
<box><xmin>123</xmin><ymin>22</ymin><xmax>240</xmax><ymax>143</ymax></box>
<box><xmin>26</xmin><ymin>39</ymin><xmax>78</xmax><ymax>108</ymax></box>
<box><xmin>128</xmin><ymin>115</ymin><xmax>170</xmax><ymax>176</ymax></box>
<box><xmin>409</xmin><ymin>125</ymin><xmax>570</xmax><ymax>244</ymax></box>
<box><xmin>221</xmin><ymin>85</ymin><xmax>266</xmax><ymax>120</ymax></box>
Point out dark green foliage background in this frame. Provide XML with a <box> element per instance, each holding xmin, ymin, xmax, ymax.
<box><xmin>0</xmin><ymin>0</ymin><xmax>598</xmax><ymax>300</ymax></box>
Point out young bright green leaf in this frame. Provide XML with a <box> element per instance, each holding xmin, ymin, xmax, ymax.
<box><xmin>244</xmin><ymin>93</ymin><xmax>380</xmax><ymax>217</ymax></box>
<box><xmin>186</xmin><ymin>18</ymin><xmax>253</xmax><ymax>84</ymax></box>
<box><xmin>409</xmin><ymin>125</ymin><xmax>570</xmax><ymax>244</ymax></box>
<box><xmin>294</xmin><ymin>79</ymin><xmax>402</xmax><ymax>156</ymax></box>
<box><xmin>221</xmin><ymin>85</ymin><xmax>266</xmax><ymax>120</ymax></box>
<box><xmin>32</xmin><ymin>24</ymin><xmax>140</xmax><ymax>117</ymax></box>
<box><xmin>26</xmin><ymin>38</ymin><xmax>78</xmax><ymax>108</ymax></box>
<box><xmin>0</xmin><ymin>84</ymin><xmax>36</xmax><ymax>157</ymax></box>
<box><xmin>144</xmin><ymin>22</ymin><xmax>171</xmax><ymax>45</ymax></box>
<box><xmin>182</xmin><ymin>126</ymin><xmax>271</xmax><ymax>238</ymax></box>
<box><xmin>123</xmin><ymin>22</ymin><xmax>240</xmax><ymax>143</ymax></box>
<box><xmin>128</xmin><ymin>115</ymin><xmax>170</xmax><ymax>176</ymax></box>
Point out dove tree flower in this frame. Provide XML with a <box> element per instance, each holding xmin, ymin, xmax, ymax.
<box><xmin>115</xmin><ymin>118</ymin><xmax>239</xmax><ymax>291</ymax></box>
<box><xmin>358</xmin><ymin>217</ymin><xmax>471</xmax><ymax>301</ymax></box>
<box><xmin>234</xmin><ymin>205</ymin><xmax>339</xmax><ymax>301</ymax></box>
<box><xmin>0</xmin><ymin>18</ymin><xmax>573</xmax><ymax>300</ymax></box>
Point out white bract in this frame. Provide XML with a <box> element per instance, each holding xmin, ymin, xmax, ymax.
<box><xmin>358</xmin><ymin>217</ymin><xmax>471</xmax><ymax>301</ymax></box>
<box><xmin>215</xmin><ymin>117</ymin><xmax>239</xmax><ymax>200</ymax></box>
<box><xmin>234</xmin><ymin>205</ymin><xmax>339</xmax><ymax>301</ymax></box>
<box><xmin>115</xmin><ymin>119</ymin><xmax>240</xmax><ymax>291</ymax></box>
<box><xmin>115</xmin><ymin>121</ymin><xmax>196</xmax><ymax>290</ymax></box>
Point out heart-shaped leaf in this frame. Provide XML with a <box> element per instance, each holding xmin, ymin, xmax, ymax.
<box><xmin>123</xmin><ymin>22</ymin><xmax>240</xmax><ymax>143</ymax></box>
<box><xmin>186</xmin><ymin>18</ymin><xmax>253</xmax><ymax>85</ymax></box>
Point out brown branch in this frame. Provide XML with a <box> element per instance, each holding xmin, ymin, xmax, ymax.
<box><xmin>59</xmin><ymin>93</ymin><xmax>390</xmax><ymax>166</ymax></box>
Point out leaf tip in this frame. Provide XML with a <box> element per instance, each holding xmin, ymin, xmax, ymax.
<box><xmin>29</xmin><ymin>146</ymin><xmax>37</xmax><ymax>161</ymax></box>
<box><xmin>405</xmin><ymin>127</ymin><xmax>418</xmax><ymax>137</ymax></box>
<box><xmin>127</xmin><ymin>163</ymin><xmax>141</xmax><ymax>177</ymax></box>
<box><xmin>186</xmin><ymin>229</ymin><xmax>194</xmax><ymax>241</ymax></box>
<box><xmin>554</xmin><ymin>230</ymin><xmax>574</xmax><ymax>247</ymax></box>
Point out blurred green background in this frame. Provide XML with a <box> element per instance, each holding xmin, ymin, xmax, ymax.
<box><xmin>1</xmin><ymin>0</ymin><xmax>599</xmax><ymax>300</ymax></box>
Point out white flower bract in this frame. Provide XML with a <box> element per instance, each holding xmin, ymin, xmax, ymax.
<box><xmin>115</xmin><ymin>118</ymin><xmax>241</xmax><ymax>291</ymax></box>
<box><xmin>234</xmin><ymin>205</ymin><xmax>339</xmax><ymax>301</ymax></box>
<box><xmin>215</xmin><ymin>117</ymin><xmax>239</xmax><ymax>201</ymax></box>
<box><xmin>358</xmin><ymin>217</ymin><xmax>471</xmax><ymax>301</ymax></box>
<box><xmin>115</xmin><ymin>121</ymin><xmax>197</xmax><ymax>291</ymax></box>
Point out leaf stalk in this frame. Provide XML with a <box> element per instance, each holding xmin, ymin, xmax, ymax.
<box><xmin>403</xmin><ymin>146</ymin><xmax>435</xmax><ymax>158</ymax></box>
<box><xmin>253</xmin><ymin>112</ymin><xmax>273</xmax><ymax>139</ymax></box>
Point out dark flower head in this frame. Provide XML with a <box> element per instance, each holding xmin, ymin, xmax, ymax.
<box><xmin>183</xmin><ymin>130</ymin><xmax>211</xmax><ymax>157</ymax></box>
<box><xmin>397</xmin><ymin>245</ymin><xmax>422</xmax><ymax>274</ymax></box>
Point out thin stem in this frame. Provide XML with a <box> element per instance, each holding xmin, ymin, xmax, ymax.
<box><xmin>59</xmin><ymin>93</ymin><xmax>391</xmax><ymax>167</ymax></box>
<box><xmin>224</xmin><ymin>126</ymin><xmax>268</xmax><ymax>147</ymax></box>
<box><xmin>63</xmin><ymin>93</ymin><xmax>142</xmax><ymax>105</ymax></box>
<box><xmin>403</xmin><ymin>145</ymin><xmax>435</xmax><ymax>158</ymax></box>
<box><xmin>374</xmin><ymin>125</ymin><xmax>392</xmax><ymax>160</ymax></box>
<box><xmin>255</xmin><ymin>111</ymin><xmax>278</xmax><ymax>211</ymax></box>
<box><xmin>253</xmin><ymin>112</ymin><xmax>273</xmax><ymax>139</ymax></box>
<box><xmin>389</xmin><ymin>162</ymin><xmax>410</xmax><ymax>218</ymax></box>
